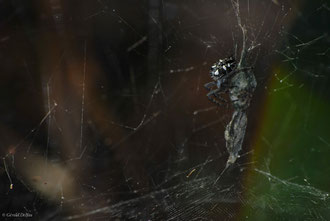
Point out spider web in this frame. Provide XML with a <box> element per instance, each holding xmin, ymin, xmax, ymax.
<box><xmin>0</xmin><ymin>0</ymin><xmax>329</xmax><ymax>220</ymax></box>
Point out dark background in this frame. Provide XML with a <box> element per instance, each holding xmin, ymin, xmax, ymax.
<box><xmin>0</xmin><ymin>0</ymin><xmax>329</xmax><ymax>220</ymax></box>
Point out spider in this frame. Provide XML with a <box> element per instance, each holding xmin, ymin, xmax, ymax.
<box><xmin>204</xmin><ymin>56</ymin><xmax>253</xmax><ymax>106</ymax></box>
<box><xmin>204</xmin><ymin>56</ymin><xmax>237</xmax><ymax>106</ymax></box>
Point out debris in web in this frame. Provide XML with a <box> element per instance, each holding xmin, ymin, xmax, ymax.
<box><xmin>212</xmin><ymin>0</ymin><xmax>257</xmax><ymax>184</ymax></box>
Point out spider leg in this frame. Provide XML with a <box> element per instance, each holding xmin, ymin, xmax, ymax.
<box><xmin>207</xmin><ymin>88</ymin><xmax>228</xmax><ymax>106</ymax></box>
<box><xmin>204</xmin><ymin>81</ymin><xmax>216</xmax><ymax>91</ymax></box>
